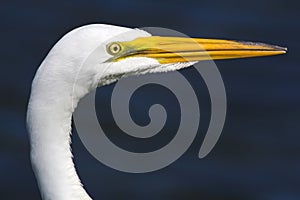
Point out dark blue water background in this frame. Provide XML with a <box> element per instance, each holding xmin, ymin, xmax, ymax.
<box><xmin>0</xmin><ymin>0</ymin><xmax>299</xmax><ymax>199</ymax></box>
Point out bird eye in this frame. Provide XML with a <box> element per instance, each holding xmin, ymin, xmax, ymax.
<box><xmin>107</xmin><ymin>43</ymin><xmax>122</xmax><ymax>55</ymax></box>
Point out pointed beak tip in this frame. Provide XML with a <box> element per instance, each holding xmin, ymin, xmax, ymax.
<box><xmin>273</xmin><ymin>45</ymin><xmax>287</xmax><ymax>53</ymax></box>
<box><xmin>282</xmin><ymin>47</ymin><xmax>288</xmax><ymax>53</ymax></box>
<box><xmin>238</xmin><ymin>41</ymin><xmax>287</xmax><ymax>52</ymax></box>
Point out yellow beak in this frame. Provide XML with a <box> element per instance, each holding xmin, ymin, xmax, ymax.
<box><xmin>108</xmin><ymin>36</ymin><xmax>287</xmax><ymax>64</ymax></box>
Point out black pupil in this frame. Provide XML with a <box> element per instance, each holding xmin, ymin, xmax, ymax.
<box><xmin>113</xmin><ymin>46</ymin><xmax>118</xmax><ymax>52</ymax></box>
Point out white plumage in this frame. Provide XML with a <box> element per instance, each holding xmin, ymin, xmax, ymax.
<box><xmin>27</xmin><ymin>24</ymin><xmax>195</xmax><ymax>200</ymax></box>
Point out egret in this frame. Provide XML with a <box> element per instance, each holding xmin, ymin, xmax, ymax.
<box><xmin>27</xmin><ymin>24</ymin><xmax>286</xmax><ymax>200</ymax></box>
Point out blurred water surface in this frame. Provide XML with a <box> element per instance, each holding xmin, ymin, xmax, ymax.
<box><xmin>0</xmin><ymin>0</ymin><xmax>299</xmax><ymax>199</ymax></box>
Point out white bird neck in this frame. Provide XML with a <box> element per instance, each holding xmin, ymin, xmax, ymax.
<box><xmin>26</xmin><ymin>24</ymin><xmax>150</xmax><ymax>200</ymax></box>
<box><xmin>27</xmin><ymin>61</ymin><xmax>93</xmax><ymax>200</ymax></box>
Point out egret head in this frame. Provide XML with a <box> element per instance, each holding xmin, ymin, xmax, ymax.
<box><xmin>46</xmin><ymin>24</ymin><xmax>286</xmax><ymax>95</ymax></box>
